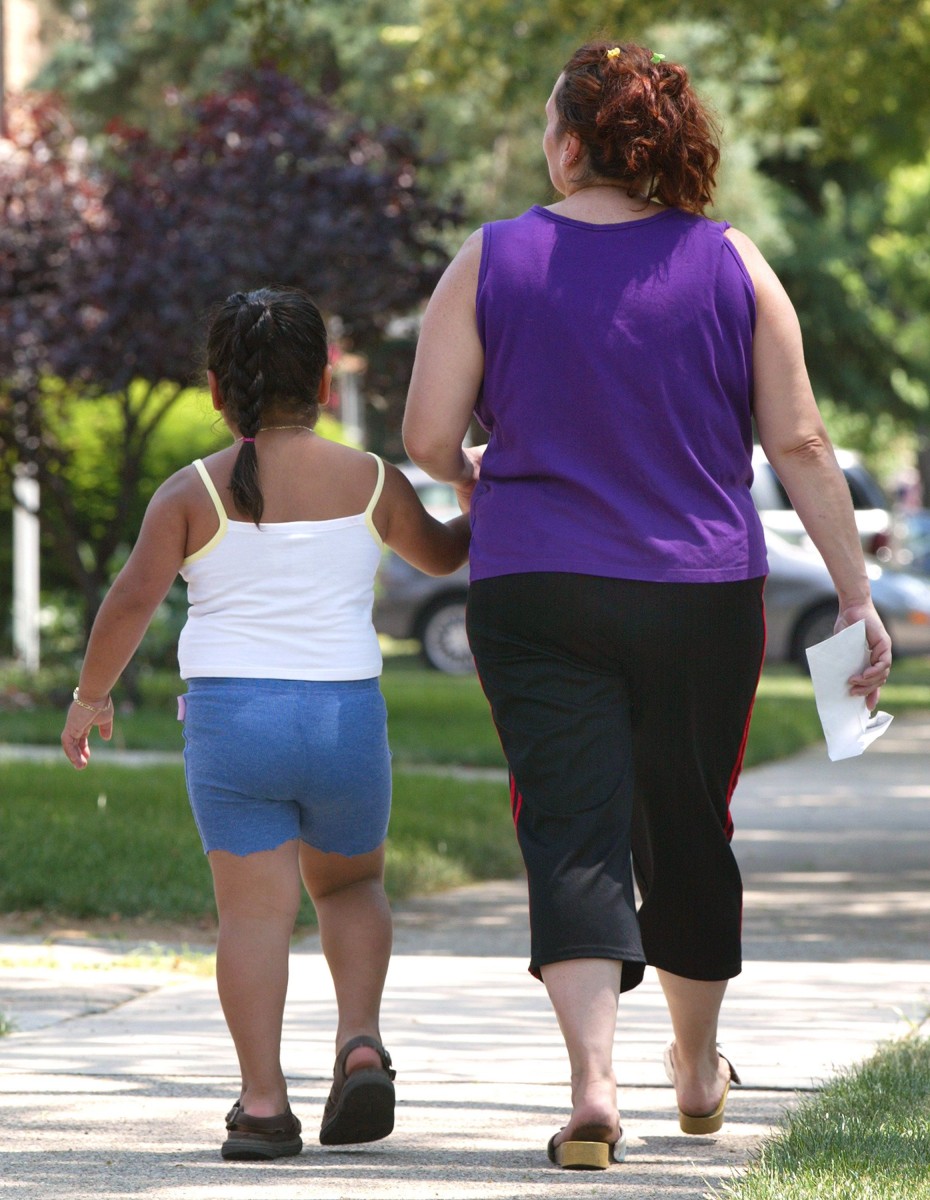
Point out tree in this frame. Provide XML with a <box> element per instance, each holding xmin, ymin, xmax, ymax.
<box><xmin>33</xmin><ymin>2</ymin><xmax>930</xmax><ymax>204</ymax></box>
<box><xmin>0</xmin><ymin>93</ymin><xmax>115</xmax><ymax>634</ymax></box>
<box><xmin>408</xmin><ymin>0</ymin><xmax>930</xmax><ymax>173</ymax></box>
<box><xmin>26</xmin><ymin>1</ymin><xmax>930</xmax><ymax>484</ymax></box>
<box><xmin>1</xmin><ymin>70</ymin><xmax>459</xmax><ymax>647</ymax></box>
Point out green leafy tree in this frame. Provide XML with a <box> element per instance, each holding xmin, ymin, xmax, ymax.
<box><xmin>412</xmin><ymin>3</ymin><xmax>930</xmax><ymax>469</ymax></box>
<box><xmin>27</xmin><ymin>0</ymin><xmax>930</xmax><ymax>487</ymax></box>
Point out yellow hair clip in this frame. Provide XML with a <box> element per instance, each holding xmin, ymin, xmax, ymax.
<box><xmin>605</xmin><ymin>47</ymin><xmax>621</xmax><ymax>60</ymax></box>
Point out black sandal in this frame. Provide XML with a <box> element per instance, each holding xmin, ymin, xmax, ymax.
<box><xmin>221</xmin><ymin>1101</ymin><xmax>303</xmax><ymax>1161</ymax></box>
<box><xmin>319</xmin><ymin>1035</ymin><xmax>396</xmax><ymax>1145</ymax></box>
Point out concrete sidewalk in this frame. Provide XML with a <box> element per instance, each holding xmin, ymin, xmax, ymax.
<box><xmin>1</xmin><ymin>715</ymin><xmax>928</xmax><ymax>1199</ymax></box>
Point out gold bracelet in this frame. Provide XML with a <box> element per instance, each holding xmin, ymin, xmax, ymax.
<box><xmin>72</xmin><ymin>687</ymin><xmax>111</xmax><ymax>712</ymax></box>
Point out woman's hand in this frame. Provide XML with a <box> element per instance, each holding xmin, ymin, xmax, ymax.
<box><xmin>835</xmin><ymin>601</ymin><xmax>892</xmax><ymax>710</ymax></box>
<box><xmin>61</xmin><ymin>695</ymin><xmax>114</xmax><ymax>770</ymax></box>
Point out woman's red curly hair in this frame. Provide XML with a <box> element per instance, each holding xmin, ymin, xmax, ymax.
<box><xmin>556</xmin><ymin>41</ymin><xmax>720</xmax><ymax>215</ymax></box>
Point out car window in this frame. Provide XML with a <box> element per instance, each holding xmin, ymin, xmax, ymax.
<box><xmin>415</xmin><ymin>482</ymin><xmax>458</xmax><ymax>509</ymax></box>
<box><xmin>757</xmin><ymin>462</ymin><xmax>887</xmax><ymax>512</ymax></box>
<box><xmin>769</xmin><ymin>469</ymin><xmax>792</xmax><ymax>510</ymax></box>
<box><xmin>843</xmin><ymin>465</ymin><xmax>888</xmax><ymax>510</ymax></box>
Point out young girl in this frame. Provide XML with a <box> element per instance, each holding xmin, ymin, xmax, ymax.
<box><xmin>61</xmin><ymin>286</ymin><xmax>473</xmax><ymax>1162</ymax></box>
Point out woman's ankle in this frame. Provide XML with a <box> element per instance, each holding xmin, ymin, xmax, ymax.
<box><xmin>562</xmin><ymin>1073</ymin><xmax>618</xmax><ymax>1140</ymax></box>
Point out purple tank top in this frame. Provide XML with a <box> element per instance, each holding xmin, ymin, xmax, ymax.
<box><xmin>470</xmin><ymin>205</ymin><xmax>768</xmax><ymax>583</ymax></box>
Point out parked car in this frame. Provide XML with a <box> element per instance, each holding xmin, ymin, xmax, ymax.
<box><xmin>895</xmin><ymin>509</ymin><xmax>930</xmax><ymax>577</ymax></box>
<box><xmin>762</xmin><ymin>528</ymin><xmax>930</xmax><ymax>665</ymax></box>
<box><xmin>750</xmin><ymin>444</ymin><xmax>896</xmax><ymax>562</ymax></box>
<box><xmin>374</xmin><ymin>465</ymin><xmax>472</xmax><ymax>674</ymax></box>
<box><xmin>375</xmin><ymin>464</ymin><xmax>930</xmax><ymax>672</ymax></box>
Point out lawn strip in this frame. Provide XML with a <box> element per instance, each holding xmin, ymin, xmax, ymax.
<box><xmin>715</xmin><ymin>1036</ymin><xmax>930</xmax><ymax>1200</ymax></box>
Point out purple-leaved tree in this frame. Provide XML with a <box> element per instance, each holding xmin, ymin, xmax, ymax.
<box><xmin>1</xmin><ymin>71</ymin><xmax>460</xmax><ymax>648</ymax></box>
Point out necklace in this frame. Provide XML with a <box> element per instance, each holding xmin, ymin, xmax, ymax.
<box><xmin>259</xmin><ymin>424</ymin><xmax>315</xmax><ymax>433</ymax></box>
<box><xmin>237</xmin><ymin>425</ymin><xmax>315</xmax><ymax>440</ymax></box>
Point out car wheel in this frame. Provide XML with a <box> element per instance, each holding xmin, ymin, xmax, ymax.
<box><xmin>791</xmin><ymin>602</ymin><xmax>839</xmax><ymax>669</ymax></box>
<box><xmin>418</xmin><ymin>599</ymin><xmax>473</xmax><ymax>674</ymax></box>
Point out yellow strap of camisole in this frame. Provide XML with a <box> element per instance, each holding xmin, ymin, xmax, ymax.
<box><xmin>181</xmin><ymin>459</ymin><xmax>228</xmax><ymax>566</ymax></box>
<box><xmin>183</xmin><ymin>453</ymin><xmax>384</xmax><ymax>564</ymax></box>
<box><xmin>364</xmin><ymin>453</ymin><xmax>385</xmax><ymax>548</ymax></box>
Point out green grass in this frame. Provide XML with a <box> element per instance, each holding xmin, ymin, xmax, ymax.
<box><xmin>386</xmin><ymin>769</ymin><xmax>520</xmax><ymax>893</ymax></box>
<box><xmin>716</xmin><ymin>1036</ymin><xmax>930</xmax><ymax>1200</ymax></box>
<box><xmin>1</xmin><ymin>655</ymin><xmax>926</xmax><ymax>924</ymax></box>
<box><xmin>381</xmin><ymin>658</ymin><xmax>506</xmax><ymax>766</ymax></box>
<box><xmin>0</xmin><ymin>760</ymin><xmax>517</xmax><ymax>926</ymax></box>
<box><xmin>5</xmin><ymin>658</ymin><xmax>928</xmax><ymax>768</ymax></box>
<box><xmin>745</xmin><ymin>659</ymin><xmax>930</xmax><ymax>767</ymax></box>
<box><xmin>0</xmin><ymin>655</ymin><xmax>508</xmax><ymax>764</ymax></box>
<box><xmin>0</xmin><ymin>704</ymin><xmax>183</xmax><ymax>751</ymax></box>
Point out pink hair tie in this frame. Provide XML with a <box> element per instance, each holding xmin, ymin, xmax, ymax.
<box><xmin>241</xmin><ymin>436</ymin><xmax>256</xmax><ymax>443</ymax></box>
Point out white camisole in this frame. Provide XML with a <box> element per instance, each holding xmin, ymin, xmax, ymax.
<box><xmin>177</xmin><ymin>454</ymin><xmax>385</xmax><ymax>681</ymax></box>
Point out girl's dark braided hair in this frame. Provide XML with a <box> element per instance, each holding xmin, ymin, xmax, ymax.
<box><xmin>206</xmin><ymin>286</ymin><xmax>329</xmax><ymax>524</ymax></box>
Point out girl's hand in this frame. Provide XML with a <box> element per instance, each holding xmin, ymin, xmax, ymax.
<box><xmin>835</xmin><ymin>602</ymin><xmax>892</xmax><ymax>710</ymax></box>
<box><xmin>454</xmin><ymin>444</ymin><xmax>486</xmax><ymax>514</ymax></box>
<box><xmin>61</xmin><ymin>695</ymin><xmax>115</xmax><ymax>770</ymax></box>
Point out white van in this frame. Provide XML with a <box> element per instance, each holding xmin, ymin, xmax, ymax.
<box><xmin>750</xmin><ymin>445</ymin><xmax>895</xmax><ymax>561</ymax></box>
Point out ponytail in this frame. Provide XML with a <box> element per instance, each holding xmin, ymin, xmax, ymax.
<box><xmin>227</xmin><ymin>295</ymin><xmax>273</xmax><ymax>523</ymax></box>
<box><xmin>205</xmin><ymin>287</ymin><xmax>329</xmax><ymax>525</ymax></box>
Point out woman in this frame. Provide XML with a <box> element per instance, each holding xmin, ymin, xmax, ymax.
<box><xmin>62</xmin><ymin>286</ymin><xmax>471</xmax><ymax>1160</ymax></box>
<box><xmin>402</xmin><ymin>41</ymin><xmax>891</xmax><ymax>1170</ymax></box>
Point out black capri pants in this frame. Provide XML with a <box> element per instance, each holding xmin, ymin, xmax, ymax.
<box><xmin>466</xmin><ymin>573</ymin><xmax>766</xmax><ymax>993</ymax></box>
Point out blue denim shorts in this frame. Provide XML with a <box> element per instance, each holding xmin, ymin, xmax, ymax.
<box><xmin>181</xmin><ymin>677</ymin><xmax>391</xmax><ymax>857</ymax></box>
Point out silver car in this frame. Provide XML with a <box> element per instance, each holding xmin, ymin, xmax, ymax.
<box><xmin>375</xmin><ymin>466</ymin><xmax>930</xmax><ymax>672</ymax></box>
<box><xmin>374</xmin><ymin>464</ymin><xmax>471</xmax><ymax>673</ymax></box>
<box><xmin>762</xmin><ymin>528</ymin><xmax>930</xmax><ymax>663</ymax></box>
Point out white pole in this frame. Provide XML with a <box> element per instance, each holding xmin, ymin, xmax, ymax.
<box><xmin>339</xmin><ymin>368</ymin><xmax>366</xmax><ymax>448</ymax></box>
<box><xmin>12</xmin><ymin>468</ymin><xmax>40</xmax><ymax>671</ymax></box>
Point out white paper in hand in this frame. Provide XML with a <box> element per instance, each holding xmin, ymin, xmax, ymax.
<box><xmin>805</xmin><ymin>620</ymin><xmax>893</xmax><ymax>761</ymax></box>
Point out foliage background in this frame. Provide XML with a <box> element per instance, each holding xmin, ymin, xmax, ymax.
<box><xmin>24</xmin><ymin>0</ymin><xmax>930</xmax><ymax>431</ymax></box>
<box><xmin>3</xmin><ymin>0</ymin><xmax>930</xmax><ymax>662</ymax></box>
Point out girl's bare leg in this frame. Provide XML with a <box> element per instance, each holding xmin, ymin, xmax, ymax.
<box><xmin>301</xmin><ymin>842</ymin><xmax>392</xmax><ymax>1075</ymax></box>
<box><xmin>209</xmin><ymin>841</ymin><xmax>302</xmax><ymax>1117</ymax></box>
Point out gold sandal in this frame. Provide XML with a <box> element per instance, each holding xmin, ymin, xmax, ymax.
<box><xmin>663</xmin><ymin>1043</ymin><xmax>741</xmax><ymax>1135</ymax></box>
<box><xmin>546</xmin><ymin>1122</ymin><xmax>627</xmax><ymax>1170</ymax></box>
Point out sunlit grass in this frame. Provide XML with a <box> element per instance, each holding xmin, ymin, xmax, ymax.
<box><xmin>0</xmin><ymin>761</ymin><xmax>516</xmax><ymax>926</ymax></box>
<box><xmin>3</xmin><ymin>657</ymin><xmax>927</xmax><ymax>769</ymax></box>
<box><xmin>0</xmin><ymin>946</ymin><xmax>217</xmax><ymax>976</ymax></box>
<box><xmin>1</xmin><ymin>657</ymin><xmax>926</xmax><ymax>927</ymax></box>
<box><xmin>715</xmin><ymin>1037</ymin><xmax>930</xmax><ymax>1200</ymax></box>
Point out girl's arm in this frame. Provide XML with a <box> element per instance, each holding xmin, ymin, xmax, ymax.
<box><xmin>403</xmin><ymin>229</ymin><xmax>485</xmax><ymax>496</ymax></box>
<box><xmin>62</xmin><ymin>474</ymin><xmax>190</xmax><ymax>768</ymax></box>
<box><xmin>376</xmin><ymin>462</ymin><xmax>471</xmax><ymax>576</ymax></box>
<box><xmin>726</xmin><ymin>227</ymin><xmax>891</xmax><ymax>705</ymax></box>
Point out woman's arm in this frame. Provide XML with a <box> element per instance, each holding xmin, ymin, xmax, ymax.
<box><xmin>726</xmin><ymin>227</ymin><xmax>892</xmax><ymax>705</ymax></box>
<box><xmin>61</xmin><ymin>474</ymin><xmax>190</xmax><ymax>768</ymax></box>
<box><xmin>376</xmin><ymin>463</ymin><xmax>471</xmax><ymax>577</ymax></box>
<box><xmin>403</xmin><ymin>229</ymin><xmax>485</xmax><ymax>497</ymax></box>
